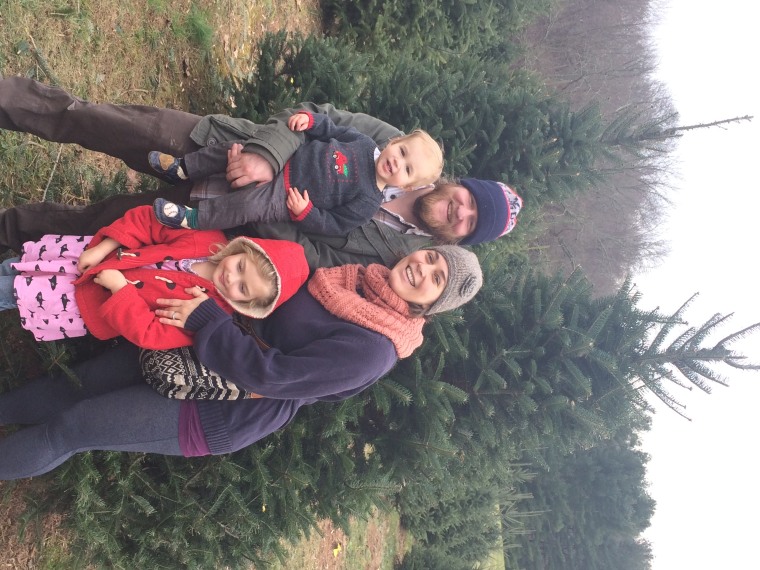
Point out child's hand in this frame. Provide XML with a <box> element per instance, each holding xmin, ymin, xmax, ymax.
<box><xmin>287</xmin><ymin>113</ymin><xmax>310</xmax><ymax>132</ymax></box>
<box><xmin>286</xmin><ymin>187</ymin><xmax>310</xmax><ymax>217</ymax></box>
<box><xmin>77</xmin><ymin>248</ymin><xmax>103</xmax><ymax>273</ymax></box>
<box><xmin>94</xmin><ymin>269</ymin><xmax>128</xmax><ymax>293</ymax></box>
<box><xmin>77</xmin><ymin>241</ymin><xmax>114</xmax><ymax>273</ymax></box>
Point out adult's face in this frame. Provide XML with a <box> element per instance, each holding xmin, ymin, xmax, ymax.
<box><xmin>413</xmin><ymin>184</ymin><xmax>479</xmax><ymax>243</ymax></box>
<box><xmin>388</xmin><ymin>249</ymin><xmax>449</xmax><ymax>311</ymax></box>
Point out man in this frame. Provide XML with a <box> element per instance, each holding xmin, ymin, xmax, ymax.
<box><xmin>0</xmin><ymin>76</ymin><xmax>522</xmax><ymax>270</ymax></box>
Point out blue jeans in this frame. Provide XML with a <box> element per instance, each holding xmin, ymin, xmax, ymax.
<box><xmin>0</xmin><ymin>343</ymin><xmax>183</xmax><ymax>480</ymax></box>
<box><xmin>0</xmin><ymin>256</ymin><xmax>19</xmax><ymax>310</ymax></box>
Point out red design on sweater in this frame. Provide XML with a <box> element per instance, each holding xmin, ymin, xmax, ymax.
<box><xmin>332</xmin><ymin>150</ymin><xmax>349</xmax><ymax>177</ymax></box>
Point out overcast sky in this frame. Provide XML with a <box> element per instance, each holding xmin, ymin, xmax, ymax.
<box><xmin>637</xmin><ymin>1</ymin><xmax>759</xmax><ymax>568</ymax></box>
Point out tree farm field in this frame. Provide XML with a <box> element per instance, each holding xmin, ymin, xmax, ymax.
<box><xmin>0</xmin><ymin>1</ymin><xmax>405</xmax><ymax>568</ymax></box>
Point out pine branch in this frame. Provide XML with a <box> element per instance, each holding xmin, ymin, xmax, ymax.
<box><xmin>663</xmin><ymin>115</ymin><xmax>753</xmax><ymax>135</ymax></box>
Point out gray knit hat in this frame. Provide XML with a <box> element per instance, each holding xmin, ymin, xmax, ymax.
<box><xmin>425</xmin><ymin>246</ymin><xmax>483</xmax><ymax>315</ymax></box>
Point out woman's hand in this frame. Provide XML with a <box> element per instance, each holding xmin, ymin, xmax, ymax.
<box><xmin>155</xmin><ymin>286</ymin><xmax>209</xmax><ymax>328</ymax></box>
<box><xmin>94</xmin><ymin>269</ymin><xmax>128</xmax><ymax>293</ymax></box>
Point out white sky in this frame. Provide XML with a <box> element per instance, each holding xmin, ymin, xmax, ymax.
<box><xmin>638</xmin><ymin>1</ymin><xmax>760</xmax><ymax>568</ymax></box>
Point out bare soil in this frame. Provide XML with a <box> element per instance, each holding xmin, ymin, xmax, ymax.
<box><xmin>269</xmin><ymin>516</ymin><xmax>409</xmax><ymax>570</ymax></box>
<box><xmin>0</xmin><ymin>481</ymin><xmax>70</xmax><ymax>569</ymax></box>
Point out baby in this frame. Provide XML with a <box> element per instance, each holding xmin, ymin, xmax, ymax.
<box><xmin>150</xmin><ymin>111</ymin><xmax>444</xmax><ymax>236</ymax></box>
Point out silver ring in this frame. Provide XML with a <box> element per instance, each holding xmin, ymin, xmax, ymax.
<box><xmin>171</xmin><ymin>311</ymin><xmax>177</xmax><ymax>320</ymax></box>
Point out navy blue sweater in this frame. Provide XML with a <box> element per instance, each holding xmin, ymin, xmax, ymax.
<box><xmin>283</xmin><ymin>113</ymin><xmax>382</xmax><ymax>235</ymax></box>
<box><xmin>182</xmin><ymin>286</ymin><xmax>398</xmax><ymax>454</ymax></box>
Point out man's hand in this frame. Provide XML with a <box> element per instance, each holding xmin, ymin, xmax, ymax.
<box><xmin>226</xmin><ymin>143</ymin><xmax>275</xmax><ymax>189</ymax></box>
<box><xmin>286</xmin><ymin>187</ymin><xmax>310</xmax><ymax>217</ymax></box>
<box><xmin>287</xmin><ymin>112</ymin><xmax>310</xmax><ymax>132</ymax></box>
<box><xmin>94</xmin><ymin>269</ymin><xmax>128</xmax><ymax>294</ymax></box>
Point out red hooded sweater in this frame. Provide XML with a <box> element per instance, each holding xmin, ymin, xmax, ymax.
<box><xmin>73</xmin><ymin>206</ymin><xmax>308</xmax><ymax>350</ymax></box>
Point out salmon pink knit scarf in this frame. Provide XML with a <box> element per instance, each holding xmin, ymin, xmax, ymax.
<box><xmin>307</xmin><ymin>264</ymin><xmax>425</xmax><ymax>358</ymax></box>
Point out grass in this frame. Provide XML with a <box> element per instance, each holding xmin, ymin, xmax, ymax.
<box><xmin>0</xmin><ymin>0</ymin><xmax>321</xmax><ymax>206</ymax></box>
<box><xmin>182</xmin><ymin>4</ymin><xmax>215</xmax><ymax>52</ymax></box>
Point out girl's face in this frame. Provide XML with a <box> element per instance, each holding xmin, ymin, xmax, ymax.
<box><xmin>212</xmin><ymin>253</ymin><xmax>273</xmax><ymax>303</ymax></box>
<box><xmin>388</xmin><ymin>249</ymin><xmax>449</xmax><ymax>310</ymax></box>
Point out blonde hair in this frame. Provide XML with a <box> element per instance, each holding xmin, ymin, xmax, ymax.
<box><xmin>209</xmin><ymin>239</ymin><xmax>278</xmax><ymax>313</ymax></box>
<box><xmin>390</xmin><ymin>130</ymin><xmax>444</xmax><ymax>187</ymax></box>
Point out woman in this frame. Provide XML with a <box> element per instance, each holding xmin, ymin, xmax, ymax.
<box><xmin>0</xmin><ymin>246</ymin><xmax>481</xmax><ymax>480</ymax></box>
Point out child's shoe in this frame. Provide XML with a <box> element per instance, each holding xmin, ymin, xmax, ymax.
<box><xmin>148</xmin><ymin>151</ymin><xmax>188</xmax><ymax>184</ymax></box>
<box><xmin>153</xmin><ymin>198</ymin><xmax>197</xmax><ymax>229</ymax></box>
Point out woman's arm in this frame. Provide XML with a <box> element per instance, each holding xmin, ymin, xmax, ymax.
<box><xmin>156</xmin><ymin>293</ymin><xmax>397</xmax><ymax>399</ymax></box>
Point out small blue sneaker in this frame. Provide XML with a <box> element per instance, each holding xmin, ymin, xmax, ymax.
<box><xmin>153</xmin><ymin>198</ymin><xmax>194</xmax><ymax>229</ymax></box>
<box><xmin>148</xmin><ymin>151</ymin><xmax>187</xmax><ymax>184</ymax></box>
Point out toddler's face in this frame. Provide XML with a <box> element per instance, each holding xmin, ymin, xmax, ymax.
<box><xmin>376</xmin><ymin>136</ymin><xmax>439</xmax><ymax>190</ymax></box>
<box><xmin>213</xmin><ymin>253</ymin><xmax>273</xmax><ymax>303</ymax></box>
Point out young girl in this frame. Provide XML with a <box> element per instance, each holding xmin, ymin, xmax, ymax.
<box><xmin>0</xmin><ymin>205</ymin><xmax>308</xmax><ymax>349</ymax></box>
<box><xmin>149</xmin><ymin>111</ymin><xmax>444</xmax><ymax>236</ymax></box>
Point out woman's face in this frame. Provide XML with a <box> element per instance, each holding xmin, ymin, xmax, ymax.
<box><xmin>388</xmin><ymin>249</ymin><xmax>449</xmax><ymax>310</ymax></box>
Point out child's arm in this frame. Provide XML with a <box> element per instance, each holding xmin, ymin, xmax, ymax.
<box><xmin>93</xmin><ymin>268</ymin><xmax>128</xmax><ymax>293</ymax></box>
<box><xmin>287</xmin><ymin>189</ymin><xmax>380</xmax><ymax>236</ymax></box>
<box><xmin>268</xmin><ymin>103</ymin><xmax>402</xmax><ymax>150</ymax></box>
<box><xmin>77</xmin><ymin>238</ymin><xmax>121</xmax><ymax>273</ymax></box>
<box><xmin>288</xmin><ymin>112</ymin><xmax>368</xmax><ymax>145</ymax></box>
<box><xmin>94</xmin><ymin>282</ymin><xmax>203</xmax><ymax>350</ymax></box>
<box><xmin>286</xmin><ymin>187</ymin><xmax>311</xmax><ymax>218</ymax></box>
<box><xmin>92</xmin><ymin>205</ymin><xmax>224</xmax><ymax>250</ymax></box>
<box><xmin>288</xmin><ymin>113</ymin><xmax>311</xmax><ymax>132</ymax></box>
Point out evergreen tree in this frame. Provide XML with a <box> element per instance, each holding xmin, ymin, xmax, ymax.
<box><xmin>386</xmin><ymin>259</ymin><xmax>758</xmax><ymax>567</ymax></box>
<box><xmin>509</xmin><ymin>426</ymin><xmax>655</xmax><ymax>570</ymax></box>
<box><xmin>226</xmin><ymin>32</ymin><xmax>649</xmax><ymax>215</ymax></box>
<box><xmin>319</xmin><ymin>0</ymin><xmax>550</xmax><ymax>63</ymax></box>
<box><xmin>395</xmin><ymin>449</ymin><xmax>533</xmax><ymax>569</ymax></box>
<box><xmin>8</xmin><ymin>9</ymin><xmax>754</xmax><ymax>569</ymax></box>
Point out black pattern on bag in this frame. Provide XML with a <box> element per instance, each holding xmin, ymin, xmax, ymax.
<box><xmin>140</xmin><ymin>346</ymin><xmax>249</xmax><ymax>400</ymax></box>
